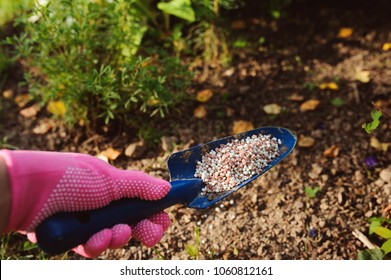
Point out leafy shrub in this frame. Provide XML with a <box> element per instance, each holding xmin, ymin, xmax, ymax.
<box><xmin>188</xmin><ymin>0</ymin><xmax>240</xmax><ymax>68</ymax></box>
<box><xmin>153</xmin><ymin>0</ymin><xmax>243</xmax><ymax>71</ymax></box>
<box><xmin>358</xmin><ymin>216</ymin><xmax>391</xmax><ymax>259</ymax></box>
<box><xmin>5</xmin><ymin>0</ymin><xmax>294</xmax><ymax>130</ymax></box>
<box><xmin>0</xmin><ymin>0</ymin><xmax>33</xmax><ymax>26</ymax></box>
<box><xmin>9</xmin><ymin>0</ymin><xmax>192</xmax><ymax>127</ymax></box>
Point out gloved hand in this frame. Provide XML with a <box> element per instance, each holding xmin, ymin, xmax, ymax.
<box><xmin>0</xmin><ymin>149</ymin><xmax>171</xmax><ymax>258</ymax></box>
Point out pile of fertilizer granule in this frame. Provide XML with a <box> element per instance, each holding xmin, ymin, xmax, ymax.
<box><xmin>194</xmin><ymin>133</ymin><xmax>281</xmax><ymax>193</ymax></box>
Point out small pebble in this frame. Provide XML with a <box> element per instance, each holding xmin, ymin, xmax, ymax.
<box><xmin>380</xmin><ymin>166</ymin><xmax>391</xmax><ymax>182</ymax></box>
<box><xmin>309</xmin><ymin>227</ymin><xmax>318</xmax><ymax>238</ymax></box>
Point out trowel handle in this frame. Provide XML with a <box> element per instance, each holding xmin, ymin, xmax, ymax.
<box><xmin>35</xmin><ymin>178</ymin><xmax>203</xmax><ymax>255</ymax></box>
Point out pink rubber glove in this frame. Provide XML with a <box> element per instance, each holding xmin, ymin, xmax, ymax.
<box><xmin>0</xmin><ymin>149</ymin><xmax>171</xmax><ymax>258</ymax></box>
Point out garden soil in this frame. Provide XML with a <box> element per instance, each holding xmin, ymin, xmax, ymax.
<box><xmin>1</xmin><ymin>0</ymin><xmax>390</xmax><ymax>260</ymax></box>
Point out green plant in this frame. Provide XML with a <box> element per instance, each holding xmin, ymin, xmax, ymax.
<box><xmin>172</xmin><ymin>0</ymin><xmax>243</xmax><ymax>80</ymax></box>
<box><xmin>0</xmin><ymin>233</ymin><xmax>12</xmax><ymax>259</ymax></box>
<box><xmin>357</xmin><ymin>248</ymin><xmax>384</xmax><ymax>260</ymax></box>
<box><xmin>232</xmin><ymin>38</ymin><xmax>248</xmax><ymax>48</ymax></box>
<box><xmin>358</xmin><ymin>216</ymin><xmax>391</xmax><ymax>259</ymax></box>
<box><xmin>185</xmin><ymin>225</ymin><xmax>200</xmax><ymax>259</ymax></box>
<box><xmin>0</xmin><ymin>232</ymin><xmax>54</xmax><ymax>260</ymax></box>
<box><xmin>136</xmin><ymin>122</ymin><xmax>163</xmax><ymax>147</ymax></box>
<box><xmin>0</xmin><ymin>137</ymin><xmax>19</xmax><ymax>150</ymax></box>
<box><xmin>305</xmin><ymin>186</ymin><xmax>320</xmax><ymax>199</ymax></box>
<box><xmin>158</xmin><ymin>0</ymin><xmax>196</xmax><ymax>26</ymax></box>
<box><xmin>8</xmin><ymin>0</ymin><xmax>192</xmax><ymax>129</ymax></box>
<box><xmin>153</xmin><ymin>248</ymin><xmax>166</xmax><ymax>260</ymax></box>
<box><xmin>362</xmin><ymin>109</ymin><xmax>382</xmax><ymax>134</ymax></box>
<box><xmin>0</xmin><ymin>0</ymin><xmax>33</xmax><ymax>26</ymax></box>
<box><xmin>0</xmin><ymin>0</ymin><xmax>30</xmax><ymax>92</ymax></box>
<box><xmin>269</xmin><ymin>0</ymin><xmax>291</xmax><ymax>19</ymax></box>
<box><xmin>302</xmin><ymin>82</ymin><xmax>317</xmax><ymax>91</ymax></box>
<box><xmin>331</xmin><ymin>97</ymin><xmax>344</xmax><ymax>107</ymax></box>
<box><xmin>142</xmin><ymin>0</ymin><xmax>240</xmax><ymax>65</ymax></box>
<box><xmin>189</xmin><ymin>0</ymin><xmax>237</xmax><ymax>70</ymax></box>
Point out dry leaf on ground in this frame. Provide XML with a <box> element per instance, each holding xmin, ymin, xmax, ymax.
<box><xmin>382</xmin><ymin>43</ymin><xmax>391</xmax><ymax>51</ymax></box>
<box><xmin>355</xmin><ymin>70</ymin><xmax>371</xmax><ymax>83</ymax></box>
<box><xmin>32</xmin><ymin>119</ymin><xmax>53</xmax><ymax>135</ymax></box>
<box><xmin>338</xmin><ymin>27</ymin><xmax>353</xmax><ymax>38</ymax></box>
<box><xmin>300</xmin><ymin>99</ymin><xmax>320</xmax><ymax>111</ymax></box>
<box><xmin>125</xmin><ymin>140</ymin><xmax>146</xmax><ymax>158</ymax></box>
<box><xmin>323</xmin><ymin>145</ymin><xmax>339</xmax><ymax>158</ymax></box>
<box><xmin>298</xmin><ymin>135</ymin><xmax>315</xmax><ymax>147</ymax></box>
<box><xmin>231</xmin><ymin>20</ymin><xmax>247</xmax><ymax>29</ymax></box>
<box><xmin>196</xmin><ymin>89</ymin><xmax>213</xmax><ymax>102</ymax></box>
<box><xmin>370</xmin><ymin>136</ymin><xmax>390</xmax><ymax>152</ymax></box>
<box><xmin>232</xmin><ymin>120</ymin><xmax>254</xmax><ymax>134</ymax></box>
<box><xmin>14</xmin><ymin>94</ymin><xmax>30</xmax><ymax>108</ymax></box>
<box><xmin>194</xmin><ymin>105</ymin><xmax>207</xmax><ymax>118</ymax></box>
<box><xmin>263</xmin><ymin>103</ymin><xmax>282</xmax><ymax>115</ymax></box>
<box><xmin>2</xmin><ymin>89</ymin><xmax>13</xmax><ymax>99</ymax></box>
<box><xmin>19</xmin><ymin>104</ymin><xmax>40</xmax><ymax>118</ymax></box>
<box><xmin>226</xmin><ymin>107</ymin><xmax>235</xmax><ymax>117</ymax></box>
<box><xmin>319</xmin><ymin>82</ymin><xmax>339</xmax><ymax>90</ymax></box>
<box><xmin>288</xmin><ymin>93</ymin><xmax>304</xmax><ymax>101</ymax></box>
<box><xmin>96</xmin><ymin>154</ymin><xmax>109</xmax><ymax>163</ymax></box>
<box><xmin>100</xmin><ymin>147</ymin><xmax>121</xmax><ymax>161</ymax></box>
<box><xmin>161</xmin><ymin>136</ymin><xmax>177</xmax><ymax>152</ymax></box>
<box><xmin>222</xmin><ymin>68</ymin><xmax>235</xmax><ymax>77</ymax></box>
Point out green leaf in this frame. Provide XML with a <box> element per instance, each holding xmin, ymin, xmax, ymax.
<box><xmin>362</xmin><ymin>109</ymin><xmax>382</xmax><ymax>134</ymax></box>
<box><xmin>369</xmin><ymin>220</ymin><xmax>382</xmax><ymax>235</ymax></box>
<box><xmin>305</xmin><ymin>186</ymin><xmax>320</xmax><ymax>199</ymax></box>
<box><xmin>157</xmin><ymin>0</ymin><xmax>195</xmax><ymax>22</ymax></box>
<box><xmin>381</xmin><ymin>239</ymin><xmax>391</xmax><ymax>255</ymax></box>
<box><xmin>23</xmin><ymin>240</ymin><xmax>38</xmax><ymax>251</ymax></box>
<box><xmin>185</xmin><ymin>244</ymin><xmax>199</xmax><ymax>257</ymax></box>
<box><xmin>331</xmin><ymin>97</ymin><xmax>344</xmax><ymax>107</ymax></box>
<box><xmin>233</xmin><ymin>39</ymin><xmax>248</xmax><ymax>48</ymax></box>
<box><xmin>271</xmin><ymin>10</ymin><xmax>280</xmax><ymax>19</ymax></box>
<box><xmin>373</xmin><ymin>227</ymin><xmax>391</xmax><ymax>239</ymax></box>
<box><xmin>371</xmin><ymin>109</ymin><xmax>382</xmax><ymax>121</ymax></box>
<box><xmin>369</xmin><ymin>216</ymin><xmax>384</xmax><ymax>223</ymax></box>
<box><xmin>194</xmin><ymin>225</ymin><xmax>200</xmax><ymax>245</ymax></box>
<box><xmin>357</xmin><ymin>248</ymin><xmax>384</xmax><ymax>260</ymax></box>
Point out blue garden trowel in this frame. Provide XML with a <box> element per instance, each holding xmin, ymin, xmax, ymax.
<box><xmin>36</xmin><ymin>127</ymin><xmax>297</xmax><ymax>255</ymax></box>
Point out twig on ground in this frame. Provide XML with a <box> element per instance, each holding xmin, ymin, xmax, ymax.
<box><xmin>372</xmin><ymin>101</ymin><xmax>391</xmax><ymax>119</ymax></box>
<box><xmin>352</xmin><ymin>229</ymin><xmax>378</xmax><ymax>249</ymax></box>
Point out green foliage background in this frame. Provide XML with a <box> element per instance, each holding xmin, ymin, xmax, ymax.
<box><xmin>2</xmin><ymin>0</ymin><xmax>286</xmax><ymax>130</ymax></box>
<box><xmin>6</xmin><ymin>0</ymin><xmax>196</xmax><ymax>127</ymax></box>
